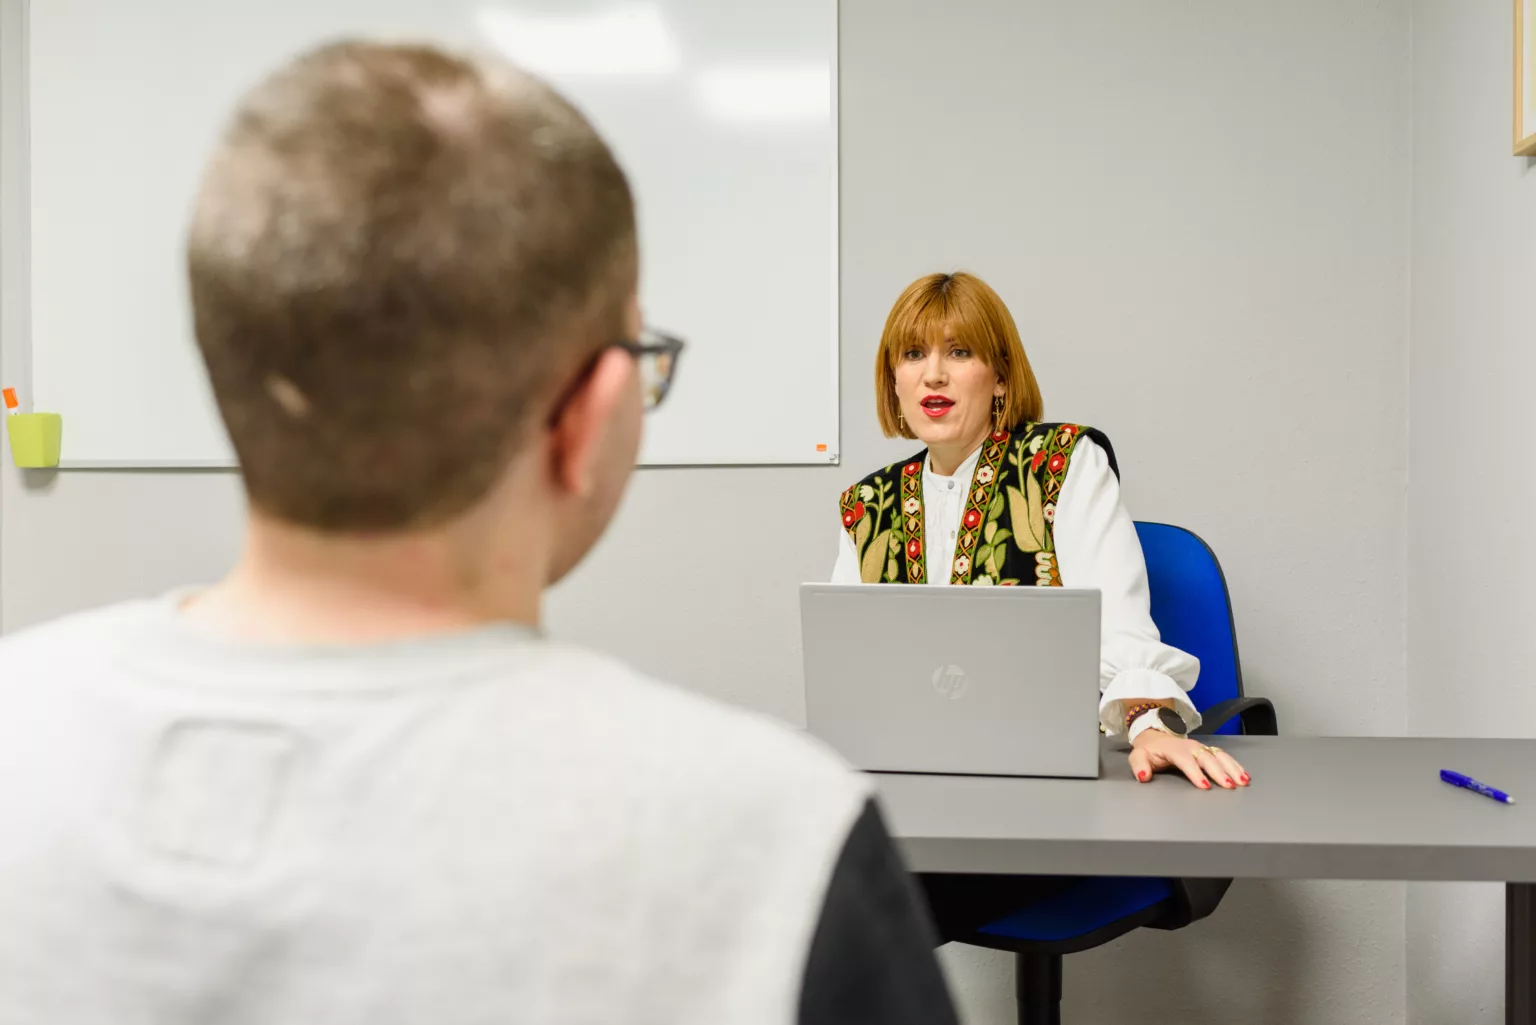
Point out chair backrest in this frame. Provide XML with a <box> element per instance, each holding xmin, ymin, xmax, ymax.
<box><xmin>1132</xmin><ymin>521</ymin><xmax>1243</xmax><ymax>735</ymax></box>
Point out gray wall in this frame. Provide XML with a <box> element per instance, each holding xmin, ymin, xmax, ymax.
<box><xmin>821</xmin><ymin>3</ymin><xmax>1411</xmax><ymax>1021</ymax></box>
<box><xmin>1407</xmin><ymin>1</ymin><xmax>1536</xmax><ymax>1021</ymax></box>
<box><xmin>2</xmin><ymin>1</ymin><xmax>1414</xmax><ymax>1022</ymax></box>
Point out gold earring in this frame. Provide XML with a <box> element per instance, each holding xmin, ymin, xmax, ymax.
<box><xmin>993</xmin><ymin>395</ymin><xmax>1005</xmax><ymax>433</ymax></box>
<box><xmin>898</xmin><ymin>411</ymin><xmax>906</xmax><ymax>432</ymax></box>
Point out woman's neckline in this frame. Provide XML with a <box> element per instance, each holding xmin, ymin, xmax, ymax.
<box><xmin>926</xmin><ymin>439</ymin><xmax>985</xmax><ymax>479</ymax></box>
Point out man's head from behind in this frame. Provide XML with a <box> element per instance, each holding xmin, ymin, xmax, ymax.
<box><xmin>188</xmin><ymin>42</ymin><xmax>640</xmax><ymax>587</ymax></box>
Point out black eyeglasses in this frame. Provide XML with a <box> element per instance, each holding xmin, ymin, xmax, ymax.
<box><xmin>616</xmin><ymin>327</ymin><xmax>686</xmax><ymax>411</ymax></box>
<box><xmin>549</xmin><ymin>326</ymin><xmax>686</xmax><ymax>424</ymax></box>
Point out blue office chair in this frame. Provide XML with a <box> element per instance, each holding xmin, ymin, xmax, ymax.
<box><xmin>955</xmin><ymin>522</ymin><xmax>1278</xmax><ymax>1025</ymax></box>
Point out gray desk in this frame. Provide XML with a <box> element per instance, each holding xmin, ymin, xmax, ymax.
<box><xmin>874</xmin><ymin>737</ymin><xmax>1536</xmax><ymax>1024</ymax></box>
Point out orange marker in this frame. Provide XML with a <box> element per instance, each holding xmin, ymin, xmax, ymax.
<box><xmin>2</xmin><ymin>388</ymin><xmax>17</xmax><ymax>416</ymax></box>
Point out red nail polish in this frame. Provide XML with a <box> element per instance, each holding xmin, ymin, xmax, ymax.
<box><xmin>1199</xmin><ymin>780</ymin><xmax>1210</xmax><ymax>789</ymax></box>
<box><xmin>1240</xmin><ymin>774</ymin><xmax>1251</xmax><ymax>784</ymax></box>
<box><xmin>1225</xmin><ymin>778</ymin><xmax>1235</xmax><ymax>787</ymax></box>
<box><xmin>1137</xmin><ymin>771</ymin><xmax>1149</xmax><ymax>782</ymax></box>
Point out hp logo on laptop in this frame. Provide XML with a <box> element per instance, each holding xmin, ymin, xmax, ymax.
<box><xmin>931</xmin><ymin>664</ymin><xmax>969</xmax><ymax>700</ymax></box>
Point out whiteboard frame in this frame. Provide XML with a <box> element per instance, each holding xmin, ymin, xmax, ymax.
<box><xmin>22</xmin><ymin>0</ymin><xmax>840</xmax><ymax>471</ymax></box>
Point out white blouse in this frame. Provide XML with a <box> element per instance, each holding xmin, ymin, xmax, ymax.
<box><xmin>831</xmin><ymin>438</ymin><xmax>1201</xmax><ymax>735</ymax></box>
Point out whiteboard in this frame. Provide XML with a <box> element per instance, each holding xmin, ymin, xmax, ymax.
<box><xmin>28</xmin><ymin>0</ymin><xmax>838</xmax><ymax>467</ymax></box>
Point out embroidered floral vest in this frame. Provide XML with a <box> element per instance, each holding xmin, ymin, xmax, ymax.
<box><xmin>838</xmin><ymin>422</ymin><xmax>1117</xmax><ymax>587</ymax></box>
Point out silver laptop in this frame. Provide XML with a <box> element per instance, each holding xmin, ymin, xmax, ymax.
<box><xmin>800</xmin><ymin>584</ymin><xmax>1102</xmax><ymax>778</ymax></box>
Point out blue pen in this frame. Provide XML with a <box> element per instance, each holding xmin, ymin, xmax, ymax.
<box><xmin>1440</xmin><ymin>769</ymin><xmax>1516</xmax><ymax>805</ymax></box>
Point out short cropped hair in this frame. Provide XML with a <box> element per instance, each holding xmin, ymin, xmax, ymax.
<box><xmin>873</xmin><ymin>272</ymin><xmax>1044</xmax><ymax>440</ymax></box>
<box><xmin>188</xmin><ymin>41</ymin><xmax>637</xmax><ymax>530</ymax></box>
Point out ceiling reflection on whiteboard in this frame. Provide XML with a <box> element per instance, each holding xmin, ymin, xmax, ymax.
<box><xmin>694</xmin><ymin>64</ymin><xmax>831</xmax><ymax>126</ymax></box>
<box><xmin>475</xmin><ymin>4</ymin><xmax>681</xmax><ymax>77</ymax></box>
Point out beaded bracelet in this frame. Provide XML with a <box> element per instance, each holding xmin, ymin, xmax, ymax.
<box><xmin>1122</xmin><ymin>701</ymin><xmax>1164</xmax><ymax>734</ymax></box>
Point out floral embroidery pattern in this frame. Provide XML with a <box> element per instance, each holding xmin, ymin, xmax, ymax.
<box><xmin>841</xmin><ymin>422</ymin><xmax>1100</xmax><ymax>589</ymax></box>
<box><xmin>900</xmin><ymin>462</ymin><xmax>926</xmax><ymax>583</ymax></box>
<box><xmin>949</xmin><ymin>429</ymin><xmax>1010</xmax><ymax>585</ymax></box>
<box><xmin>1042</xmin><ymin>424</ymin><xmax>1079</xmax><ymax>504</ymax></box>
<box><xmin>981</xmin><ymin>422</ymin><xmax>1092</xmax><ymax>585</ymax></box>
<box><xmin>840</xmin><ymin>475</ymin><xmax>900</xmax><ymax>583</ymax></box>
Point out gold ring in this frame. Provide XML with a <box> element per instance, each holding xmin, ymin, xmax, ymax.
<box><xmin>1201</xmin><ymin>745</ymin><xmax>1222</xmax><ymax>754</ymax></box>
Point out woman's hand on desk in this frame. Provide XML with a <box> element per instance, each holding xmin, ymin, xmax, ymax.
<box><xmin>1128</xmin><ymin>733</ymin><xmax>1250</xmax><ymax>790</ymax></box>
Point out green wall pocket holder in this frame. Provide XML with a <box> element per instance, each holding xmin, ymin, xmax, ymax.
<box><xmin>7</xmin><ymin>413</ymin><xmax>63</xmax><ymax>468</ymax></box>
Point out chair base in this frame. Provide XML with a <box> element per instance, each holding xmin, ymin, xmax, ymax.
<box><xmin>1016</xmin><ymin>951</ymin><xmax>1062</xmax><ymax>1025</ymax></box>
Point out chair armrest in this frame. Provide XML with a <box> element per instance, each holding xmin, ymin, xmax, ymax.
<box><xmin>1192</xmin><ymin>696</ymin><xmax>1278</xmax><ymax>737</ymax></box>
<box><xmin>1147</xmin><ymin>877</ymin><xmax>1233</xmax><ymax>931</ymax></box>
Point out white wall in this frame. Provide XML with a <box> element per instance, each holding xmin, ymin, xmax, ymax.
<box><xmin>1407</xmin><ymin>1</ymin><xmax>1536</xmax><ymax>1021</ymax></box>
<box><xmin>2</xmin><ymin>1</ymin><xmax>1415</xmax><ymax>1022</ymax></box>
